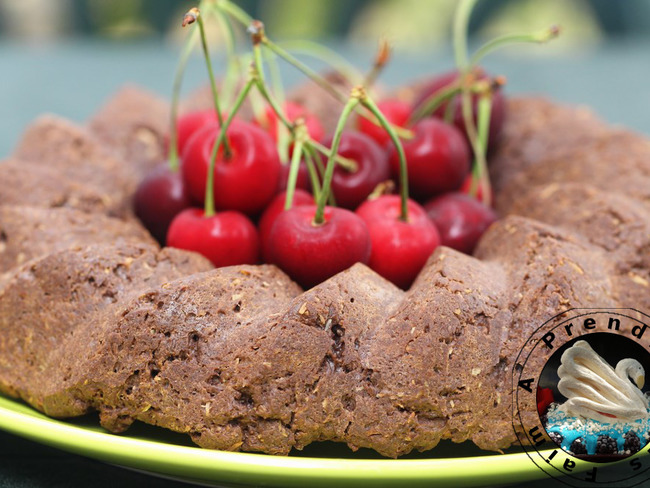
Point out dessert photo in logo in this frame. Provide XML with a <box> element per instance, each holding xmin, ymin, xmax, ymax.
<box><xmin>537</xmin><ymin>332</ymin><xmax>650</xmax><ymax>462</ymax></box>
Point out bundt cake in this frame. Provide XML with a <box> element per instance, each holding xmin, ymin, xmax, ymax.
<box><xmin>0</xmin><ymin>81</ymin><xmax>648</xmax><ymax>459</ymax></box>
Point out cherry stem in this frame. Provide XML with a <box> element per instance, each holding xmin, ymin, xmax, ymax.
<box><xmin>211</xmin><ymin>4</ymin><xmax>239</xmax><ymax>108</ymax></box>
<box><xmin>443</xmin><ymin>97</ymin><xmax>456</xmax><ymax>123</ymax></box>
<box><xmin>313</xmin><ymin>94</ymin><xmax>360</xmax><ymax>225</ymax></box>
<box><xmin>472</xmin><ymin>91</ymin><xmax>493</xmax><ymax>207</ymax></box>
<box><xmin>410</xmin><ymin>81</ymin><xmax>461</xmax><ymax>123</ymax></box>
<box><xmin>251</xmin><ymin>41</ymin><xmax>290</xmax><ymax>163</ymax></box>
<box><xmin>168</xmin><ymin>23</ymin><xmax>199</xmax><ymax>172</ymax></box>
<box><xmin>278</xmin><ymin>39</ymin><xmax>362</xmax><ymax>84</ymax></box>
<box><xmin>251</xmin><ymin>58</ymin><xmax>359</xmax><ymax>174</ymax></box>
<box><xmin>368</xmin><ymin>180</ymin><xmax>395</xmax><ymax>200</ymax></box>
<box><xmin>360</xmin><ymin>92</ymin><xmax>410</xmax><ymax>222</ymax></box>
<box><xmin>264</xmin><ymin>36</ymin><xmax>350</xmax><ymax>104</ymax></box>
<box><xmin>284</xmin><ymin>122</ymin><xmax>307</xmax><ymax>211</ymax></box>
<box><xmin>189</xmin><ymin>9</ymin><xmax>232</xmax><ymax>158</ymax></box>
<box><xmin>217</xmin><ymin>0</ymin><xmax>253</xmax><ymax>26</ymax></box>
<box><xmin>246</xmin><ymin>19</ymin><xmax>413</xmax><ymax>140</ymax></box>
<box><xmin>453</xmin><ymin>0</ymin><xmax>477</xmax><ymax>72</ymax></box>
<box><xmin>204</xmin><ymin>77</ymin><xmax>255</xmax><ymax>217</ymax></box>
<box><xmin>363</xmin><ymin>37</ymin><xmax>390</xmax><ymax>88</ymax></box>
<box><xmin>309</xmin><ymin>141</ymin><xmax>358</xmax><ymax>173</ymax></box>
<box><xmin>469</xmin><ymin>25</ymin><xmax>561</xmax><ymax>66</ymax></box>
<box><xmin>303</xmin><ymin>144</ymin><xmax>322</xmax><ymax>201</ymax></box>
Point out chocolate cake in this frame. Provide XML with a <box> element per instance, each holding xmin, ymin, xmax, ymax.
<box><xmin>0</xmin><ymin>85</ymin><xmax>648</xmax><ymax>458</ymax></box>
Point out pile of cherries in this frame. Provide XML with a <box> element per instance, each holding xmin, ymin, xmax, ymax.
<box><xmin>135</xmin><ymin>69</ymin><xmax>499</xmax><ymax>290</ymax></box>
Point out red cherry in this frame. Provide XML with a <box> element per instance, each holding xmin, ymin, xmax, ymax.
<box><xmin>181</xmin><ymin>120</ymin><xmax>281</xmax><ymax>216</ymax></box>
<box><xmin>537</xmin><ymin>387</ymin><xmax>555</xmax><ymax>416</ymax></box>
<box><xmin>424</xmin><ymin>192</ymin><xmax>497</xmax><ymax>255</ymax></box>
<box><xmin>459</xmin><ymin>174</ymin><xmax>494</xmax><ymax>205</ymax></box>
<box><xmin>256</xmin><ymin>101</ymin><xmax>324</xmax><ymax>143</ymax></box>
<box><xmin>320</xmin><ymin>131</ymin><xmax>391</xmax><ymax>209</ymax></box>
<box><xmin>389</xmin><ymin>118</ymin><xmax>470</xmax><ymax>200</ymax></box>
<box><xmin>277</xmin><ymin>160</ymin><xmax>311</xmax><ymax>193</ymax></box>
<box><xmin>258</xmin><ymin>189</ymin><xmax>314</xmax><ymax>262</ymax></box>
<box><xmin>412</xmin><ymin>68</ymin><xmax>507</xmax><ymax>149</ymax></box>
<box><xmin>175</xmin><ymin>109</ymin><xmax>220</xmax><ymax>156</ymax></box>
<box><xmin>356</xmin><ymin>195</ymin><xmax>440</xmax><ymax>289</ymax></box>
<box><xmin>134</xmin><ymin>164</ymin><xmax>192</xmax><ymax>245</ymax></box>
<box><xmin>267</xmin><ymin>205</ymin><xmax>371</xmax><ymax>288</ymax></box>
<box><xmin>166</xmin><ymin>208</ymin><xmax>259</xmax><ymax>267</ymax></box>
<box><xmin>357</xmin><ymin>99</ymin><xmax>411</xmax><ymax>147</ymax></box>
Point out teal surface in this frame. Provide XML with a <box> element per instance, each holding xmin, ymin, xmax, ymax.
<box><xmin>1</xmin><ymin>38</ymin><xmax>649</xmax><ymax>158</ymax></box>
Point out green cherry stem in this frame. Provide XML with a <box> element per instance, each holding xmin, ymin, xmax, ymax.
<box><xmin>313</xmin><ymin>94</ymin><xmax>360</xmax><ymax>225</ymax></box>
<box><xmin>469</xmin><ymin>25</ymin><xmax>561</xmax><ymax>67</ymax></box>
<box><xmin>473</xmin><ymin>90</ymin><xmax>493</xmax><ymax>207</ymax></box>
<box><xmin>363</xmin><ymin>37</ymin><xmax>390</xmax><ymax>88</ymax></box>
<box><xmin>218</xmin><ymin>0</ymin><xmax>253</xmax><ymax>26</ymax></box>
<box><xmin>308</xmin><ymin>141</ymin><xmax>358</xmax><ymax>173</ymax></box>
<box><xmin>168</xmin><ymin>19</ymin><xmax>199</xmax><ymax>172</ymax></box>
<box><xmin>453</xmin><ymin>0</ymin><xmax>478</xmax><ymax>72</ymax></box>
<box><xmin>360</xmin><ymin>91</ymin><xmax>410</xmax><ymax>222</ymax></box>
<box><xmin>284</xmin><ymin>121</ymin><xmax>307</xmax><ymax>211</ymax></box>
<box><xmin>212</xmin><ymin>5</ymin><xmax>239</xmax><ymax>108</ymax></box>
<box><xmin>410</xmin><ymin>81</ymin><xmax>461</xmax><ymax>123</ymax></box>
<box><xmin>183</xmin><ymin>8</ymin><xmax>231</xmax><ymax>157</ymax></box>
<box><xmin>278</xmin><ymin>39</ymin><xmax>362</xmax><ymax>84</ymax></box>
<box><xmin>265</xmin><ymin>37</ymin><xmax>349</xmax><ymax>104</ymax></box>
<box><xmin>204</xmin><ymin>77</ymin><xmax>255</xmax><ymax>217</ymax></box>
<box><xmin>303</xmin><ymin>144</ymin><xmax>322</xmax><ymax>202</ymax></box>
<box><xmin>251</xmin><ymin>39</ymin><xmax>291</xmax><ymax>163</ymax></box>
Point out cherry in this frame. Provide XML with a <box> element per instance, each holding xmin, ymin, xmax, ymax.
<box><xmin>167</xmin><ymin>208</ymin><xmax>259</xmax><ymax>267</ymax></box>
<box><xmin>412</xmin><ymin>68</ymin><xmax>506</xmax><ymax>149</ymax></box>
<box><xmin>175</xmin><ymin>109</ymin><xmax>219</xmax><ymax>156</ymax></box>
<box><xmin>320</xmin><ymin>131</ymin><xmax>391</xmax><ymax>209</ymax></box>
<box><xmin>258</xmin><ymin>189</ymin><xmax>314</xmax><ymax>262</ymax></box>
<box><xmin>459</xmin><ymin>174</ymin><xmax>493</xmax><ymax>205</ymax></box>
<box><xmin>424</xmin><ymin>192</ymin><xmax>497</xmax><ymax>255</ymax></box>
<box><xmin>357</xmin><ymin>99</ymin><xmax>411</xmax><ymax>147</ymax></box>
<box><xmin>133</xmin><ymin>164</ymin><xmax>192</xmax><ymax>245</ymax></box>
<box><xmin>356</xmin><ymin>195</ymin><xmax>440</xmax><ymax>289</ymax></box>
<box><xmin>266</xmin><ymin>205</ymin><xmax>371</xmax><ymax>288</ymax></box>
<box><xmin>256</xmin><ymin>101</ymin><xmax>324</xmax><ymax>144</ymax></box>
<box><xmin>181</xmin><ymin>120</ymin><xmax>281</xmax><ymax>216</ymax></box>
<box><xmin>389</xmin><ymin>118</ymin><xmax>470</xmax><ymax>200</ymax></box>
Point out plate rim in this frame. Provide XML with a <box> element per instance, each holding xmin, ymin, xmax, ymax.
<box><xmin>0</xmin><ymin>394</ymin><xmax>552</xmax><ymax>487</ymax></box>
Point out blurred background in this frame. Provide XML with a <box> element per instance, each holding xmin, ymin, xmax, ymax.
<box><xmin>1</xmin><ymin>0</ymin><xmax>650</xmax><ymax>44</ymax></box>
<box><xmin>1</xmin><ymin>0</ymin><xmax>650</xmax><ymax>155</ymax></box>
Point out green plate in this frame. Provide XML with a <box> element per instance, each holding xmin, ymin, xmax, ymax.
<box><xmin>0</xmin><ymin>394</ymin><xmax>552</xmax><ymax>487</ymax></box>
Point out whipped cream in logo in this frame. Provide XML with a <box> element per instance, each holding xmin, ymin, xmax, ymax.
<box><xmin>556</xmin><ymin>341</ymin><xmax>650</xmax><ymax>423</ymax></box>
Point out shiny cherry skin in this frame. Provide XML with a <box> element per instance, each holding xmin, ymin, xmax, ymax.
<box><xmin>267</xmin><ymin>205</ymin><xmax>371</xmax><ymax>288</ymax></box>
<box><xmin>134</xmin><ymin>164</ymin><xmax>192</xmax><ymax>245</ymax></box>
<box><xmin>258</xmin><ymin>189</ymin><xmax>314</xmax><ymax>262</ymax></box>
<box><xmin>389</xmin><ymin>118</ymin><xmax>470</xmax><ymax>200</ymax></box>
<box><xmin>459</xmin><ymin>174</ymin><xmax>494</xmax><ymax>205</ymax></box>
<box><xmin>166</xmin><ymin>208</ymin><xmax>259</xmax><ymax>267</ymax></box>
<box><xmin>424</xmin><ymin>192</ymin><xmax>498</xmax><ymax>255</ymax></box>
<box><xmin>256</xmin><ymin>101</ymin><xmax>324</xmax><ymax>144</ymax></box>
<box><xmin>356</xmin><ymin>195</ymin><xmax>440</xmax><ymax>289</ymax></box>
<box><xmin>181</xmin><ymin>120</ymin><xmax>281</xmax><ymax>216</ymax></box>
<box><xmin>321</xmin><ymin>131</ymin><xmax>391</xmax><ymax>209</ymax></box>
<box><xmin>412</xmin><ymin>68</ymin><xmax>506</xmax><ymax>149</ymax></box>
<box><xmin>357</xmin><ymin>99</ymin><xmax>412</xmax><ymax>147</ymax></box>
<box><xmin>175</xmin><ymin>109</ymin><xmax>219</xmax><ymax>156</ymax></box>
